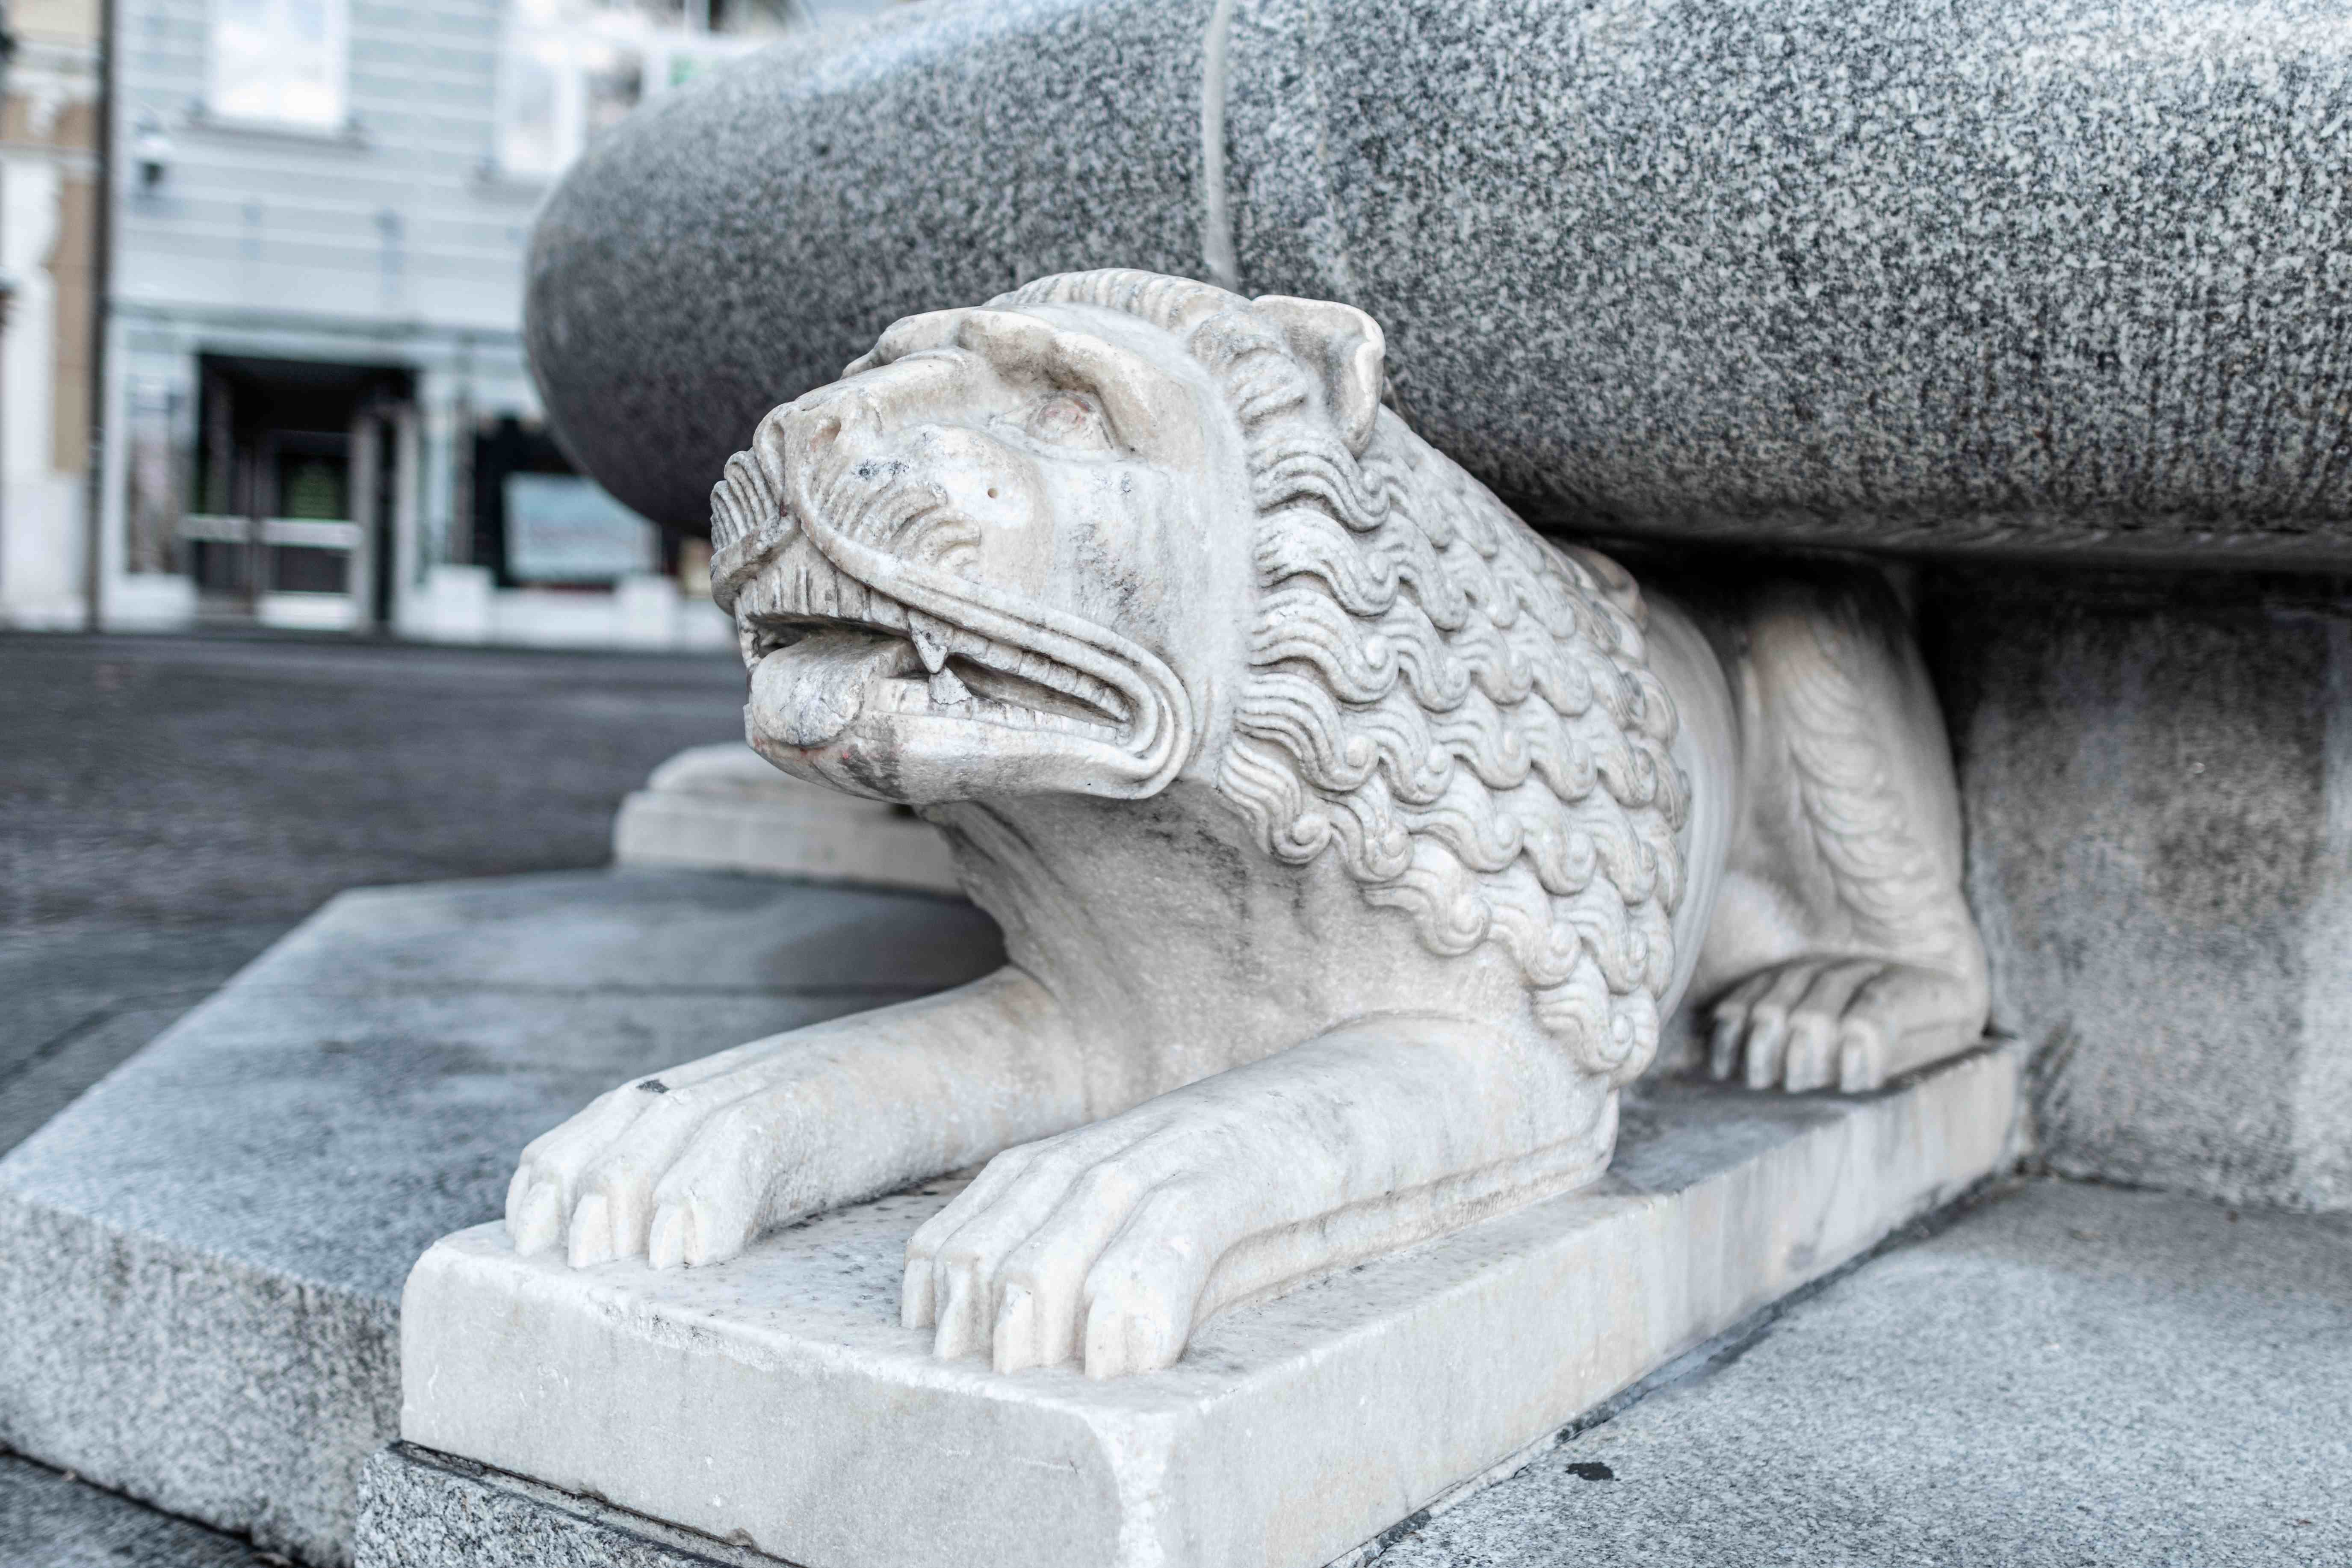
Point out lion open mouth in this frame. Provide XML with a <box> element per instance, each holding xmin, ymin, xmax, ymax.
<box><xmin>708</xmin><ymin>385</ymin><xmax>1194</xmax><ymax>801</ymax></box>
<box><xmin>736</xmin><ymin>548</ymin><xmax>1134</xmax><ymax>750</ymax></box>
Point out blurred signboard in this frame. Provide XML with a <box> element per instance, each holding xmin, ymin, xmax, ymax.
<box><xmin>505</xmin><ymin>472</ymin><xmax>656</xmax><ymax>582</ymax></box>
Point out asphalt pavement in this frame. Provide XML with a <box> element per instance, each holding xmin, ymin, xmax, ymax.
<box><xmin>0</xmin><ymin>630</ymin><xmax>748</xmax><ymax>1155</ymax></box>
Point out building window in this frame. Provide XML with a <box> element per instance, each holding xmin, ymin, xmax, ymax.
<box><xmin>470</xmin><ymin>417</ymin><xmax>659</xmax><ymax>586</ymax></box>
<box><xmin>210</xmin><ymin>0</ymin><xmax>350</xmax><ymax>129</ymax></box>
<box><xmin>495</xmin><ymin>0</ymin><xmax>791</xmax><ymax>180</ymax></box>
<box><xmin>496</xmin><ymin>0</ymin><xmax>646</xmax><ymax>180</ymax></box>
<box><xmin>502</xmin><ymin>472</ymin><xmax>655</xmax><ymax>583</ymax></box>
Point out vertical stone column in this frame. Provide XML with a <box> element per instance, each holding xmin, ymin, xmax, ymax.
<box><xmin>1930</xmin><ymin>569</ymin><xmax>2352</xmax><ymax>1211</ymax></box>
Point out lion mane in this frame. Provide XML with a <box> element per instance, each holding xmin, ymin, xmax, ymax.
<box><xmin>711</xmin><ymin>269</ymin><xmax>1690</xmax><ymax>1085</ymax></box>
<box><xmin>992</xmin><ymin>271</ymin><xmax>1688</xmax><ymax>1084</ymax></box>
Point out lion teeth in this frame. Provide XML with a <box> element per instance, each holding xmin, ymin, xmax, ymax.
<box><xmin>739</xmin><ymin>543</ymin><xmax>1134</xmax><ymax>734</ymax></box>
<box><xmin>1068</xmin><ymin>675</ymin><xmax>1128</xmax><ymax>723</ymax></box>
<box><xmin>908</xmin><ymin>612</ymin><xmax>951</xmax><ymax>674</ymax></box>
<box><xmin>804</xmin><ymin>560</ymin><xmax>835</xmax><ymax>617</ymax></box>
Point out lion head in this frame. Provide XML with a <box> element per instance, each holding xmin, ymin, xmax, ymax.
<box><xmin>709</xmin><ymin>269</ymin><xmax>1689</xmax><ymax>1082</ymax></box>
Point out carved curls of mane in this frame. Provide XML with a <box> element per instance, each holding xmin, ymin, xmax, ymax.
<box><xmin>991</xmin><ymin>270</ymin><xmax>1690</xmax><ymax>1084</ymax></box>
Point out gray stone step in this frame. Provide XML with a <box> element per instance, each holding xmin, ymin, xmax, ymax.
<box><xmin>0</xmin><ymin>923</ymin><xmax>290</xmax><ymax>1159</ymax></box>
<box><xmin>0</xmin><ymin>869</ymin><xmax>1002</xmax><ymax>1568</ymax></box>
<box><xmin>1379</xmin><ymin>1179</ymin><xmax>2352</xmax><ymax>1567</ymax></box>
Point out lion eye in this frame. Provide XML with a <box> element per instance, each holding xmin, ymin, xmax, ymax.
<box><xmin>1024</xmin><ymin>392</ymin><xmax>1108</xmax><ymax>448</ymax></box>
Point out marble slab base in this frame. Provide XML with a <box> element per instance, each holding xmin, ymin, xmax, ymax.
<box><xmin>612</xmin><ymin>742</ymin><xmax>961</xmax><ymax>893</ymax></box>
<box><xmin>398</xmin><ymin>1045</ymin><xmax>2021</xmax><ymax>1568</ymax></box>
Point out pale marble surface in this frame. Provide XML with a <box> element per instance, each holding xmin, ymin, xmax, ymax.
<box><xmin>410</xmin><ymin>1044</ymin><xmax>2020</xmax><ymax>1568</ymax></box>
<box><xmin>363</xmin><ymin>1177</ymin><xmax>2352</xmax><ymax>1566</ymax></box>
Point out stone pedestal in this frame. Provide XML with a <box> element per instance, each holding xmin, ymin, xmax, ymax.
<box><xmin>612</xmin><ymin>743</ymin><xmax>962</xmax><ymax>893</ymax></box>
<box><xmin>527</xmin><ymin>0</ymin><xmax>2352</xmax><ymax>570</ymax></box>
<box><xmin>358</xmin><ymin>1178</ymin><xmax>2352</xmax><ymax>1568</ymax></box>
<box><xmin>384</xmin><ymin>1047</ymin><xmax>2020</xmax><ymax>1568</ymax></box>
<box><xmin>1932</xmin><ymin>570</ymin><xmax>2352</xmax><ymax>1211</ymax></box>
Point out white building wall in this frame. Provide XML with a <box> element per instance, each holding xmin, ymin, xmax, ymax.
<box><xmin>115</xmin><ymin>0</ymin><xmax>536</xmax><ymax>334</ymax></box>
<box><xmin>0</xmin><ymin>24</ymin><xmax>102</xmax><ymax>631</ymax></box>
<box><xmin>0</xmin><ymin>153</ymin><xmax>83</xmax><ymax>626</ymax></box>
<box><xmin>98</xmin><ymin>0</ymin><xmax>778</xmax><ymax>646</ymax></box>
<box><xmin>12</xmin><ymin>0</ymin><xmax>897</xmax><ymax>639</ymax></box>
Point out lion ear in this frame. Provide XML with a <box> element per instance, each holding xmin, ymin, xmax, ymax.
<box><xmin>1253</xmin><ymin>295</ymin><xmax>1386</xmax><ymax>457</ymax></box>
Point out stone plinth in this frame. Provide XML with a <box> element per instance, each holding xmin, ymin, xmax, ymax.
<box><xmin>612</xmin><ymin>742</ymin><xmax>961</xmax><ymax>892</ymax></box>
<box><xmin>392</xmin><ymin>1046</ymin><xmax>2020</xmax><ymax>1568</ymax></box>
<box><xmin>359</xmin><ymin>1178</ymin><xmax>2352</xmax><ymax>1567</ymax></box>
<box><xmin>1932</xmin><ymin>569</ymin><xmax>2352</xmax><ymax>1211</ymax></box>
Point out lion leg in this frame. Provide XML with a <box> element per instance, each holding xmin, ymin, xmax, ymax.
<box><xmin>1691</xmin><ymin>572</ymin><xmax>1990</xmax><ymax>1093</ymax></box>
<box><xmin>505</xmin><ymin>966</ymin><xmax>1090</xmax><ymax>1268</ymax></box>
<box><xmin>901</xmin><ymin>1016</ymin><xmax>1613</xmax><ymax>1379</ymax></box>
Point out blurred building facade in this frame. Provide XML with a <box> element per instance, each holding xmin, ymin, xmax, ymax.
<box><xmin>0</xmin><ymin>0</ymin><xmax>102</xmax><ymax>630</ymax></box>
<box><xmin>0</xmin><ymin>0</ymin><xmax>895</xmax><ymax>643</ymax></box>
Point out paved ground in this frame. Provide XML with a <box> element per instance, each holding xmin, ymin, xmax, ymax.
<box><xmin>0</xmin><ymin>631</ymin><xmax>747</xmax><ymax>1156</ymax></box>
<box><xmin>1377</xmin><ymin>1179</ymin><xmax>2352</xmax><ymax>1567</ymax></box>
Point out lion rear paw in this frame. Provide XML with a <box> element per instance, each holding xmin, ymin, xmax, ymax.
<box><xmin>1707</xmin><ymin>959</ymin><xmax>1984</xmax><ymax>1093</ymax></box>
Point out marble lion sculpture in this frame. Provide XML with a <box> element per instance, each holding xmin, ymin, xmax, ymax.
<box><xmin>507</xmin><ymin>269</ymin><xmax>1989</xmax><ymax>1378</ymax></box>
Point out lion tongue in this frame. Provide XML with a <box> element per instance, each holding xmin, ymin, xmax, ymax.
<box><xmin>751</xmin><ymin>629</ymin><xmax>920</xmax><ymax>748</ymax></box>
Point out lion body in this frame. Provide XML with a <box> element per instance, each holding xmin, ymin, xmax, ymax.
<box><xmin>513</xmin><ymin>269</ymin><xmax>1989</xmax><ymax>1377</ymax></box>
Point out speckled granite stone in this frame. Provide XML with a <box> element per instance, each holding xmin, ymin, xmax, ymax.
<box><xmin>1928</xmin><ymin>568</ymin><xmax>2352</xmax><ymax>1211</ymax></box>
<box><xmin>356</xmin><ymin>1447</ymin><xmax>783</xmax><ymax>1568</ymax></box>
<box><xmin>525</xmin><ymin>0</ymin><xmax>1212</xmax><ymax>531</ymax></box>
<box><xmin>1373</xmin><ymin>1180</ymin><xmax>2352</xmax><ymax>1566</ymax></box>
<box><xmin>0</xmin><ymin>870</ymin><xmax>1000</xmax><ymax>1567</ymax></box>
<box><xmin>533</xmin><ymin>0</ymin><xmax>2352</xmax><ymax>565</ymax></box>
<box><xmin>1225</xmin><ymin>0</ymin><xmax>2352</xmax><ymax>561</ymax></box>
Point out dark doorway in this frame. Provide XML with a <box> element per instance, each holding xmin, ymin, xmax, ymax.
<box><xmin>192</xmin><ymin>354</ymin><xmax>414</xmax><ymax>628</ymax></box>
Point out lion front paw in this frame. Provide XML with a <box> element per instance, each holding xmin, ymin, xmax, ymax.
<box><xmin>505</xmin><ymin>1046</ymin><xmax>804</xmax><ymax>1272</ymax></box>
<box><xmin>1708</xmin><ymin>959</ymin><xmax>1986</xmax><ymax>1093</ymax></box>
<box><xmin>901</xmin><ymin>1102</ymin><xmax>1296</xmax><ymax>1380</ymax></box>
